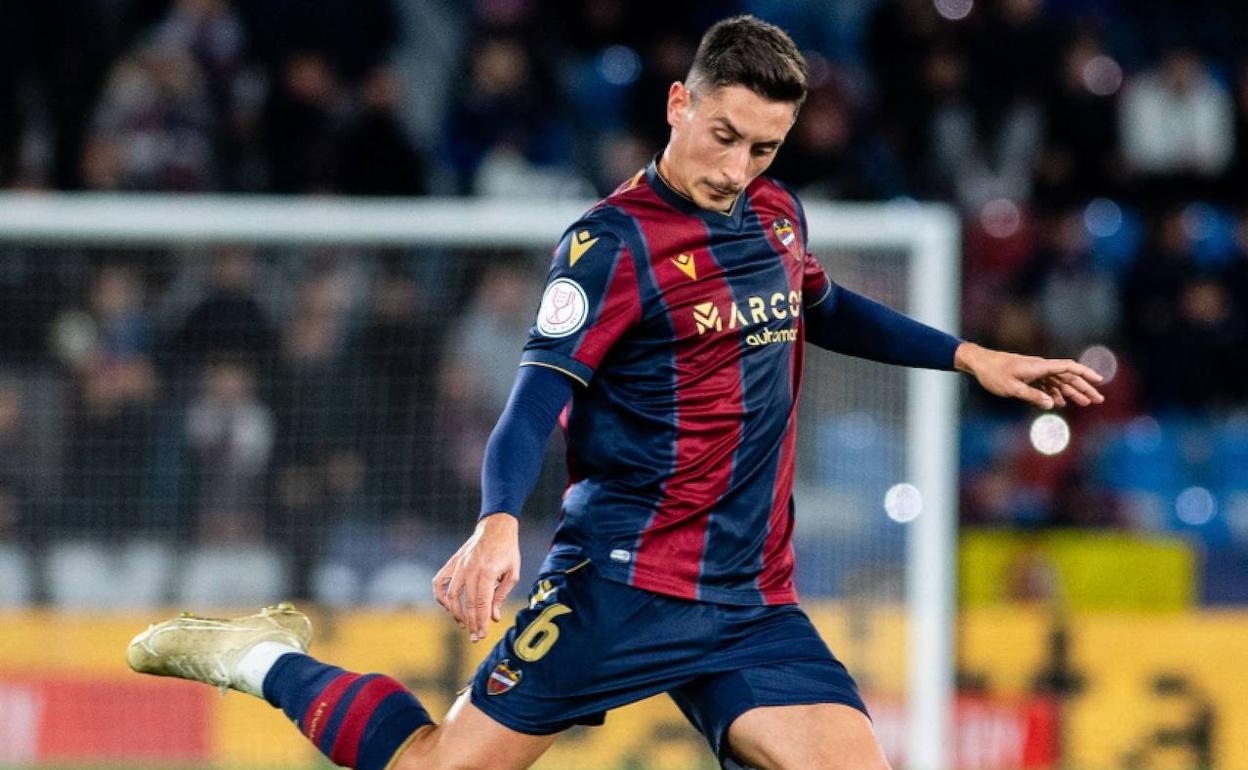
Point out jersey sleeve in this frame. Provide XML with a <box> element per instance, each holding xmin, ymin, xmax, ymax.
<box><xmin>775</xmin><ymin>181</ymin><xmax>833</xmax><ymax>309</ymax></box>
<box><xmin>520</xmin><ymin>218</ymin><xmax>641</xmax><ymax>386</ymax></box>
<box><xmin>802</xmin><ymin>251</ymin><xmax>833</xmax><ymax>309</ymax></box>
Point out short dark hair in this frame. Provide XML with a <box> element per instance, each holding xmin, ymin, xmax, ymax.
<box><xmin>686</xmin><ymin>15</ymin><xmax>807</xmax><ymax>108</ymax></box>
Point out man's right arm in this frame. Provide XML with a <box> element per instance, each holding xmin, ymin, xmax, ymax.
<box><xmin>436</xmin><ymin>213</ymin><xmax>638</xmax><ymax>641</ymax></box>
<box><xmin>479</xmin><ymin>365</ymin><xmax>573</xmax><ymax>519</ymax></box>
<box><xmin>433</xmin><ymin>365</ymin><xmax>572</xmax><ymax>642</ymax></box>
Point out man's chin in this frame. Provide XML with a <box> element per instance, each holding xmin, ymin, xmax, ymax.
<box><xmin>698</xmin><ymin>190</ymin><xmax>735</xmax><ymax>211</ymax></box>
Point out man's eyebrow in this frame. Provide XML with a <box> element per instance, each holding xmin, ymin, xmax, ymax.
<box><xmin>714</xmin><ymin>117</ymin><xmax>782</xmax><ymax>147</ymax></box>
<box><xmin>713</xmin><ymin>117</ymin><xmax>743</xmax><ymax>138</ymax></box>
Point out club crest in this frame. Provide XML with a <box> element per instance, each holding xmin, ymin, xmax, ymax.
<box><xmin>487</xmin><ymin>659</ymin><xmax>523</xmax><ymax>695</ymax></box>
<box><xmin>772</xmin><ymin>218</ymin><xmax>800</xmax><ymax>259</ymax></box>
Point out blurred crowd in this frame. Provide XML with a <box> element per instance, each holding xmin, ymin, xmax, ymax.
<box><xmin>1</xmin><ymin>0</ymin><xmax>1247</xmax><ymax>604</ymax></box>
<box><xmin>0</xmin><ymin>246</ymin><xmax>568</xmax><ymax>606</ymax></box>
<box><xmin>0</xmin><ymin>0</ymin><xmax>425</xmax><ymax>194</ymax></box>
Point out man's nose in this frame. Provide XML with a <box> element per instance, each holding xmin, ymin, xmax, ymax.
<box><xmin>722</xmin><ymin>146</ymin><xmax>750</xmax><ymax>188</ymax></box>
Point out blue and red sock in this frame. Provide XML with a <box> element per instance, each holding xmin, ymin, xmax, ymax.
<box><xmin>263</xmin><ymin>653</ymin><xmax>432</xmax><ymax>770</ymax></box>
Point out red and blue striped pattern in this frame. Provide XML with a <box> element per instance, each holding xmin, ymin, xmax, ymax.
<box><xmin>528</xmin><ymin>162</ymin><xmax>832</xmax><ymax>606</ymax></box>
<box><xmin>264</xmin><ymin>655</ymin><xmax>431</xmax><ymax>770</ymax></box>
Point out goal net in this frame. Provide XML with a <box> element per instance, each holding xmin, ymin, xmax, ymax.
<box><xmin>0</xmin><ymin>193</ymin><xmax>958</xmax><ymax>770</ymax></box>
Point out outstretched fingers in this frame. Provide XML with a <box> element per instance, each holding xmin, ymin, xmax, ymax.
<box><xmin>1021</xmin><ymin>359</ymin><xmax>1105</xmax><ymax>408</ymax></box>
<box><xmin>1043</xmin><ymin>380</ymin><xmax>1067</xmax><ymax>407</ymax></box>
<box><xmin>1033</xmin><ymin>358</ymin><xmax>1103</xmax><ymax>383</ymax></box>
<box><xmin>1037</xmin><ymin>374</ymin><xmax>1084</xmax><ymax>406</ymax></box>
<box><xmin>1056</xmin><ymin>371</ymin><xmax>1105</xmax><ymax>404</ymax></box>
<box><xmin>1015</xmin><ymin>380</ymin><xmax>1056</xmax><ymax>410</ymax></box>
<box><xmin>976</xmin><ymin>349</ymin><xmax>1107</xmax><ymax>410</ymax></box>
<box><xmin>1052</xmin><ymin>375</ymin><xmax>1093</xmax><ymax>406</ymax></box>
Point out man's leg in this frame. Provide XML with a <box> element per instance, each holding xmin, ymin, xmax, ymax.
<box><xmin>263</xmin><ymin>653</ymin><xmax>556</xmax><ymax>770</ymax></box>
<box><xmin>127</xmin><ymin>604</ymin><xmax>557</xmax><ymax>770</ymax></box>
<box><xmin>724</xmin><ymin>703</ymin><xmax>890</xmax><ymax>770</ymax></box>
<box><xmin>666</xmin><ymin>606</ymin><xmax>885</xmax><ymax>770</ymax></box>
<box><xmin>390</xmin><ymin>691</ymin><xmax>557</xmax><ymax>770</ymax></box>
<box><xmin>264</xmin><ymin>653</ymin><xmax>556</xmax><ymax>770</ymax></box>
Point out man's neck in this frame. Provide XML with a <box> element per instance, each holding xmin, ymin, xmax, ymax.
<box><xmin>657</xmin><ymin>148</ymin><xmax>736</xmax><ymax>215</ymax></box>
<box><xmin>655</xmin><ymin>149</ymin><xmax>688</xmax><ymax>198</ymax></box>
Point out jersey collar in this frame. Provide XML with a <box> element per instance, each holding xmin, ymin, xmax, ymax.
<box><xmin>646</xmin><ymin>157</ymin><xmax>747</xmax><ymax>229</ymax></box>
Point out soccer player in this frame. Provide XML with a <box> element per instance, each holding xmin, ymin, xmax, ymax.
<box><xmin>126</xmin><ymin>15</ymin><xmax>1104</xmax><ymax>770</ymax></box>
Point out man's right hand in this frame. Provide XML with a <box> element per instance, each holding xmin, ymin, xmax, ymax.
<box><xmin>433</xmin><ymin>512</ymin><xmax>521</xmax><ymax>643</ymax></box>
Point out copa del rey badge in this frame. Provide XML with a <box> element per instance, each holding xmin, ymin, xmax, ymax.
<box><xmin>487</xmin><ymin>659</ymin><xmax>523</xmax><ymax>695</ymax></box>
<box><xmin>772</xmin><ymin>218</ymin><xmax>800</xmax><ymax>259</ymax></box>
<box><xmin>536</xmin><ymin>278</ymin><xmax>588</xmax><ymax>338</ymax></box>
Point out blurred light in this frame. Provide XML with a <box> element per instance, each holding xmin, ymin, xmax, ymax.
<box><xmin>934</xmin><ymin>0</ymin><xmax>974</xmax><ymax>20</ymax></box>
<box><xmin>1079</xmin><ymin>344</ymin><xmax>1119</xmax><ymax>384</ymax></box>
<box><xmin>1084</xmin><ymin>198</ymin><xmax>1123</xmax><ymax>238</ymax></box>
<box><xmin>1029</xmin><ymin>414</ymin><xmax>1070</xmax><ymax>456</ymax></box>
<box><xmin>1081</xmin><ymin>55</ymin><xmax>1123</xmax><ymax>96</ymax></box>
<box><xmin>1181</xmin><ymin>201</ymin><xmax>1216</xmax><ymax>241</ymax></box>
<box><xmin>51</xmin><ymin>310</ymin><xmax>96</xmax><ymax>366</ymax></box>
<box><xmin>1176</xmin><ymin>486</ymin><xmax>1217</xmax><ymax>526</ymax></box>
<box><xmin>598</xmin><ymin>45</ymin><xmax>642</xmax><ymax>86</ymax></box>
<box><xmin>884</xmin><ymin>483</ymin><xmax>923</xmax><ymax>523</ymax></box>
<box><xmin>1124</xmin><ymin>416</ymin><xmax>1162</xmax><ymax>453</ymax></box>
<box><xmin>980</xmin><ymin>198</ymin><xmax>1021</xmax><ymax>239</ymax></box>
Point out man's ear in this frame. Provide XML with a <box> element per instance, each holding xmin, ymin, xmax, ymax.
<box><xmin>667</xmin><ymin>81</ymin><xmax>690</xmax><ymax>129</ymax></box>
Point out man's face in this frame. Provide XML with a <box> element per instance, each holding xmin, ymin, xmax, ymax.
<box><xmin>663</xmin><ymin>82</ymin><xmax>797</xmax><ymax>211</ymax></box>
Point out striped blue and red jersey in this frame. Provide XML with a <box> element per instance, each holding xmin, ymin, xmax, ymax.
<box><xmin>523</xmin><ymin>160</ymin><xmax>832</xmax><ymax>606</ymax></box>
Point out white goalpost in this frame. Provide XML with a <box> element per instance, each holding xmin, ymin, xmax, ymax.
<box><xmin>0</xmin><ymin>192</ymin><xmax>959</xmax><ymax>770</ymax></box>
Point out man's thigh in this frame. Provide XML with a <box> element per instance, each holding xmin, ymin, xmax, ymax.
<box><xmin>393</xmin><ymin>691</ymin><xmax>558</xmax><ymax>770</ymax></box>
<box><xmin>668</xmin><ymin>655</ymin><xmax>871</xmax><ymax>770</ymax></box>
<box><xmin>726</xmin><ymin>703</ymin><xmax>890</xmax><ymax>770</ymax></box>
<box><xmin>667</xmin><ymin>605</ymin><xmax>874</xmax><ymax>769</ymax></box>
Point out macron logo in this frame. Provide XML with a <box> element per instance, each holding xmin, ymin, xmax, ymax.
<box><xmin>692</xmin><ymin>291</ymin><xmax>802</xmax><ymax>339</ymax></box>
<box><xmin>693</xmin><ymin>302</ymin><xmax>722</xmax><ymax>334</ymax></box>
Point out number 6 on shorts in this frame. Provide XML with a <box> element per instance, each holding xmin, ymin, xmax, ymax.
<box><xmin>514</xmin><ymin>603</ymin><xmax>572</xmax><ymax>662</ymax></box>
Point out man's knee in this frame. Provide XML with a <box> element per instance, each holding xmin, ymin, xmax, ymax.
<box><xmin>389</xmin><ymin>726</ymin><xmax>488</xmax><ymax>770</ymax></box>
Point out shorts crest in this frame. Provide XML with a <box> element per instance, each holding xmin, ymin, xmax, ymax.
<box><xmin>487</xmin><ymin>659</ymin><xmax>523</xmax><ymax>695</ymax></box>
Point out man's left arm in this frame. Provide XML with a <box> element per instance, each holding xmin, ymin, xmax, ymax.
<box><xmin>804</xmin><ymin>282</ymin><xmax>961</xmax><ymax>370</ymax></box>
<box><xmin>804</xmin><ymin>282</ymin><xmax>1105</xmax><ymax>409</ymax></box>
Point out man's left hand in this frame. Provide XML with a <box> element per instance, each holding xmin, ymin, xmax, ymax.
<box><xmin>954</xmin><ymin>342</ymin><xmax>1105</xmax><ymax>410</ymax></box>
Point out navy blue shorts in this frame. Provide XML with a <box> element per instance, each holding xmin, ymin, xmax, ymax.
<box><xmin>469</xmin><ymin>561</ymin><xmax>867</xmax><ymax>767</ymax></box>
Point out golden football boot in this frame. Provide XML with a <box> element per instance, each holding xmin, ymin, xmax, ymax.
<box><xmin>126</xmin><ymin>602</ymin><xmax>312</xmax><ymax>694</ymax></box>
